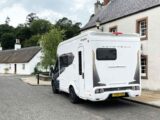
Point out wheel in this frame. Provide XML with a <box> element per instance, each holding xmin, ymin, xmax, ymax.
<box><xmin>51</xmin><ymin>80</ymin><xmax>59</xmax><ymax>94</ymax></box>
<box><xmin>69</xmin><ymin>87</ymin><xmax>80</xmax><ymax>104</ymax></box>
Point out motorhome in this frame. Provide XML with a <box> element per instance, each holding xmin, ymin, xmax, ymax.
<box><xmin>51</xmin><ymin>31</ymin><xmax>141</xmax><ymax>103</ymax></box>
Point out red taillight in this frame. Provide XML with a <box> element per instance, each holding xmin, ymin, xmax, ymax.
<box><xmin>113</xmin><ymin>32</ymin><xmax>123</xmax><ymax>36</ymax></box>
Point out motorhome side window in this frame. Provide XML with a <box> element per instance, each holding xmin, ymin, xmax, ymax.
<box><xmin>96</xmin><ymin>48</ymin><xmax>117</xmax><ymax>60</ymax></box>
<box><xmin>53</xmin><ymin>59</ymin><xmax>59</xmax><ymax>74</ymax></box>
<box><xmin>60</xmin><ymin>53</ymin><xmax>74</xmax><ymax>68</ymax></box>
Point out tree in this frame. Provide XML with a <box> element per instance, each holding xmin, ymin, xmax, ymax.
<box><xmin>24</xmin><ymin>35</ymin><xmax>41</xmax><ymax>47</ymax></box>
<box><xmin>0</xmin><ymin>24</ymin><xmax>14</xmax><ymax>43</ymax></box>
<box><xmin>26</xmin><ymin>13</ymin><xmax>39</xmax><ymax>25</ymax></box>
<box><xmin>55</xmin><ymin>17</ymin><xmax>81</xmax><ymax>40</ymax></box>
<box><xmin>5</xmin><ymin>16</ymin><xmax>10</xmax><ymax>25</ymax></box>
<box><xmin>15</xmin><ymin>24</ymin><xmax>32</xmax><ymax>46</ymax></box>
<box><xmin>1</xmin><ymin>33</ymin><xmax>16</xmax><ymax>50</ymax></box>
<box><xmin>39</xmin><ymin>28</ymin><xmax>64</xmax><ymax>69</ymax></box>
<box><xmin>30</xmin><ymin>19</ymin><xmax>52</xmax><ymax>35</ymax></box>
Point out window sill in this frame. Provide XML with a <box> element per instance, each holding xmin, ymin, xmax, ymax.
<box><xmin>141</xmin><ymin>76</ymin><xmax>148</xmax><ymax>79</ymax></box>
<box><xmin>140</xmin><ymin>36</ymin><xmax>148</xmax><ymax>41</ymax></box>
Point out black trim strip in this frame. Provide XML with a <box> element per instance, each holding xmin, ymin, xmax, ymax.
<box><xmin>104</xmin><ymin>86</ymin><xmax>133</xmax><ymax>92</ymax></box>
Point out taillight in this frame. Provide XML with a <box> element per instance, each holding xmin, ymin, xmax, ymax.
<box><xmin>113</xmin><ymin>32</ymin><xmax>123</xmax><ymax>36</ymax></box>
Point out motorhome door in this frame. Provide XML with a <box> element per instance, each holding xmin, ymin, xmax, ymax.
<box><xmin>78</xmin><ymin>46</ymin><xmax>85</xmax><ymax>96</ymax></box>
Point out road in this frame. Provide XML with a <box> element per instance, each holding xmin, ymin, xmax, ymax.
<box><xmin>0</xmin><ymin>75</ymin><xmax>159</xmax><ymax>120</ymax></box>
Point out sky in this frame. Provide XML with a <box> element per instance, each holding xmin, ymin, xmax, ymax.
<box><xmin>0</xmin><ymin>0</ymin><xmax>103</xmax><ymax>27</ymax></box>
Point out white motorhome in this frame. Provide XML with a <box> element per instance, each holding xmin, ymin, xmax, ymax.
<box><xmin>51</xmin><ymin>31</ymin><xmax>141</xmax><ymax>103</ymax></box>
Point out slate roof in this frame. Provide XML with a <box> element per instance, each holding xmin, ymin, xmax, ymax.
<box><xmin>0</xmin><ymin>46</ymin><xmax>41</xmax><ymax>63</ymax></box>
<box><xmin>81</xmin><ymin>0</ymin><xmax>160</xmax><ymax>31</ymax></box>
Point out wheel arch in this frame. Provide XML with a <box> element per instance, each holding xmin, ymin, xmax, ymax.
<box><xmin>68</xmin><ymin>83</ymin><xmax>79</xmax><ymax>96</ymax></box>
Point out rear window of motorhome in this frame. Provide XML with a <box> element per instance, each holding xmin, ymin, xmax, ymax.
<box><xmin>96</xmin><ymin>48</ymin><xmax>117</xmax><ymax>60</ymax></box>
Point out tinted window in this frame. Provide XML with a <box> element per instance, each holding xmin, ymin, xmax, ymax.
<box><xmin>53</xmin><ymin>59</ymin><xmax>59</xmax><ymax>73</ymax></box>
<box><xmin>60</xmin><ymin>53</ymin><xmax>74</xmax><ymax>68</ymax></box>
<box><xmin>96</xmin><ymin>48</ymin><xmax>117</xmax><ymax>60</ymax></box>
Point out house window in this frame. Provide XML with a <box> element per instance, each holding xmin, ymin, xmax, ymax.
<box><xmin>141</xmin><ymin>55</ymin><xmax>148</xmax><ymax>79</ymax></box>
<box><xmin>22</xmin><ymin>64</ymin><xmax>25</xmax><ymax>70</ymax></box>
<box><xmin>9</xmin><ymin>64</ymin><xmax>11</xmax><ymax>69</ymax></box>
<box><xmin>136</xmin><ymin>17</ymin><xmax>148</xmax><ymax>40</ymax></box>
<box><xmin>109</xmin><ymin>26</ymin><xmax>117</xmax><ymax>33</ymax></box>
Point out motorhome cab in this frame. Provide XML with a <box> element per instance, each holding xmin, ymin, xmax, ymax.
<box><xmin>51</xmin><ymin>31</ymin><xmax>141</xmax><ymax>103</ymax></box>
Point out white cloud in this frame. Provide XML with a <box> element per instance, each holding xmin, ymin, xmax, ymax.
<box><xmin>0</xmin><ymin>0</ymin><xmax>8</xmax><ymax>4</ymax></box>
<box><xmin>0</xmin><ymin>3</ymin><xmax>29</xmax><ymax>27</ymax></box>
<box><xmin>37</xmin><ymin>9</ymin><xmax>63</xmax><ymax>24</ymax></box>
<box><xmin>0</xmin><ymin>0</ymin><xmax>102</xmax><ymax>27</ymax></box>
<box><xmin>72</xmin><ymin>0</ymin><xmax>87</xmax><ymax>10</ymax></box>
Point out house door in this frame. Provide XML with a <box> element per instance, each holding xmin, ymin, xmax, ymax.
<box><xmin>14</xmin><ymin>64</ymin><xmax>17</xmax><ymax>74</ymax></box>
<box><xmin>78</xmin><ymin>46</ymin><xmax>85</xmax><ymax>97</ymax></box>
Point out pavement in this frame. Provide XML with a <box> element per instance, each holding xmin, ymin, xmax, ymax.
<box><xmin>21</xmin><ymin>76</ymin><xmax>160</xmax><ymax>108</ymax></box>
<box><xmin>0</xmin><ymin>75</ymin><xmax>160</xmax><ymax>120</ymax></box>
<box><xmin>21</xmin><ymin>76</ymin><xmax>51</xmax><ymax>86</ymax></box>
<box><xmin>125</xmin><ymin>90</ymin><xmax>160</xmax><ymax>108</ymax></box>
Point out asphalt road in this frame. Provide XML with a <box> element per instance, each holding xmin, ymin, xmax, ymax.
<box><xmin>0</xmin><ymin>75</ymin><xmax>160</xmax><ymax>120</ymax></box>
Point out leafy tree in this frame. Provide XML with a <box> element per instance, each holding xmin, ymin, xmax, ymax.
<box><xmin>0</xmin><ymin>24</ymin><xmax>14</xmax><ymax>40</ymax></box>
<box><xmin>15</xmin><ymin>24</ymin><xmax>32</xmax><ymax>46</ymax></box>
<box><xmin>1</xmin><ymin>33</ymin><xmax>16</xmax><ymax>50</ymax></box>
<box><xmin>24</xmin><ymin>35</ymin><xmax>41</xmax><ymax>47</ymax></box>
<box><xmin>39</xmin><ymin>28</ymin><xmax>64</xmax><ymax>69</ymax></box>
<box><xmin>5</xmin><ymin>16</ymin><xmax>10</xmax><ymax>25</ymax></box>
<box><xmin>30</xmin><ymin>19</ymin><xmax>52</xmax><ymax>35</ymax></box>
<box><xmin>55</xmin><ymin>17</ymin><xmax>81</xmax><ymax>40</ymax></box>
<box><xmin>26</xmin><ymin>13</ymin><xmax>39</xmax><ymax>25</ymax></box>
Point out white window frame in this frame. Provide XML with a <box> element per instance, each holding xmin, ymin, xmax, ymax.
<box><xmin>136</xmin><ymin>17</ymin><xmax>148</xmax><ymax>40</ymax></box>
<box><xmin>141</xmin><ymin>55</ymin><xmax>148</xmax><ymax>79</ymax></box>
<box><xmin>139</xmin><ymin>20</ymin><xmax>147</xmax><ymax>38</ymax></box>
<box><xmin>22</xmin><ymin>64</ymin><xmax>25</xmax><ymax>70</ymax></box>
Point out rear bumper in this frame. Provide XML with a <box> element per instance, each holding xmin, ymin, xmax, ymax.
<box><xmin>86</xmin><ymin>87</ymin><xmax>141</xmax><ymax>102</ymax></box>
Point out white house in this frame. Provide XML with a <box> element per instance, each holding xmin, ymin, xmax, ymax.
<box><xmin>0</xmin><ymin>40</ymin><xmax>42</xmax><ymax>75</ymax></box>
<box><xmin>81</xmin><ymin>0</ymin><xmax>160</xmax><ymax>91</ymax></box>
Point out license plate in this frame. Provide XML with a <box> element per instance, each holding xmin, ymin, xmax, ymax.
<box><xmin>112</xmin><ymin>93</ymin><xmax>125</xmax><ymax>97</ymax></box>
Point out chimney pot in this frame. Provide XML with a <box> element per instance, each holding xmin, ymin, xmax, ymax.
<box><xmin>16</xmin><ymin>39</ymin><xmax>20</xmax><ymax>44</ymax></box>
<box><xmin>103</xmin><ymin>0</ymin><xmax>110</xmax><ymax>6</ymax></box>
<box><xmin>0</xmin><ymin>43</ymin><xmax>2</xmax><ymax>51</ymax></box>
<box><xmin>15</xmin><ymin>39</ymin><xmax>21</xmax><ymax>50</ymax></box>
<box><xmin>94</xmin><ymin>0</ymin><xmax>102</xmax><ymax>14</ymax></box>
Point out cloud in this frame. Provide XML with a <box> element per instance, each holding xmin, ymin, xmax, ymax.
<box><xmin>0</xmin><ymin>3</ymin><xmax>29</xmax><ymax>27</ymax></box>
<box><xmin>0</xmin><ymin>0</ymin><xmax>102</xmax><ymax>27</ymax></box>
<box><xmin>37</xmin><ymin>10</ymin><xmax>63</xmax><ymax>24</ymax></box>
<box><xmin>0</xmin><ymin>0</ymin><xmax>8</xmax><ymax>4</ymax></box>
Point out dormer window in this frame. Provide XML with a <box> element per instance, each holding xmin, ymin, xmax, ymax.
<box><xmin>136</xmin><ymin>17</ymin><xmax>148</xmax><ymax>40</ymax></box>
<box><xmin>109</xmin><ymin>26</ymin><xmax>117</xmax><ymax>33</ymax></box>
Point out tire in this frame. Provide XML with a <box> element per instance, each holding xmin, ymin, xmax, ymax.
<box><xmin>51</xmin><ymin>80</ymin><xmax>59</xmax><ymax>94</ymax></box>
<box><xmin>69</xmin><ymin>87</ymin><xmax>80</xmax><ymax>104</ymax></box>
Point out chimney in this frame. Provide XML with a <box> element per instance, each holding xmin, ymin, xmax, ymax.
<box><xmin>0</xmin><ymin>44</ymin><xmax>2</xmax><ymax>51</ymax></box>
<box><xmin>15</xmin><ymin>39</ymin><xmax>21</xmax><ymax>50</ymax></box>
<box><xmin>94</xmin><ymin>0</ymin><xmax>102</xmax><ymax>15</ymax></box>
<box><xmin>103</xmin><ymin>0</ymin><xmax>110</xmax><ymax>6</ymax></box>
